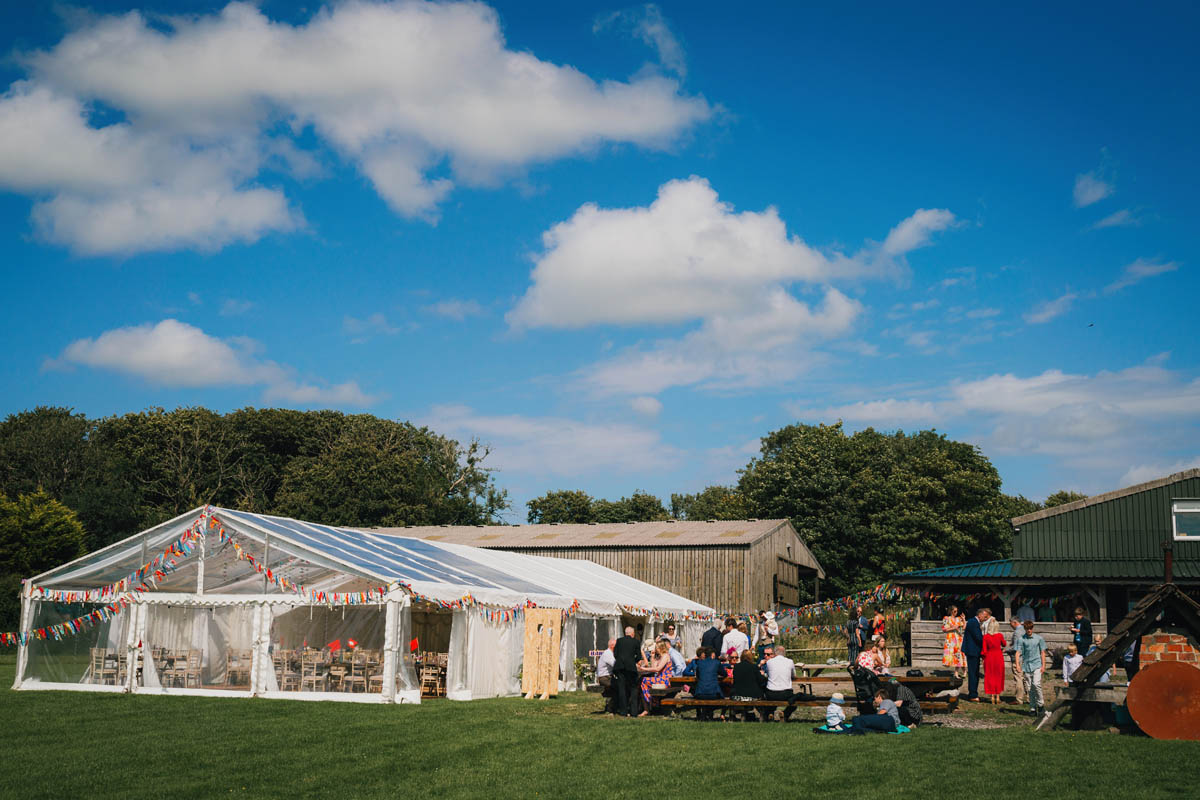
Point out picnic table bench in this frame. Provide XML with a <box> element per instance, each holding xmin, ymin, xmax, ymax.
<box><xmin>660</xmin><ymin>695</ymin><xmax>959</xmax><ymax>716</ymax></box>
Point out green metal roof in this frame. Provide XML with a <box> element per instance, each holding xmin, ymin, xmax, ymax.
<box><xmin>894</xmin><ymin>559</ymin><xmax>1014</xmax><ymax>580</ymax></box>
<box><xmin>1012</xmin><ymin>471</ymin><xmax>1200</xmax><ymax>564</ymax></box>
<box><xmin>893</xmin><ymin>557</ymin><xmax>1200</xmax><ymax>583</ymax></box>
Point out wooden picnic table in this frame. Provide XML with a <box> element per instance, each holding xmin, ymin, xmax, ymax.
<box><xmin>668</xmin><ymin>673</ymin><xmax>961</xmax><ymax>697</ymax></box>
<box><xmin>795</xmin><ymin>663</ymin><xmax>848</xmax><ymax>678</ymax></box>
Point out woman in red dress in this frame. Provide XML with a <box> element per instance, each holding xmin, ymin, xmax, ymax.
<box><xmin>981</xmin><ymin>617</ymin><xmax>1006</xmax><ymax>704</ymax></box>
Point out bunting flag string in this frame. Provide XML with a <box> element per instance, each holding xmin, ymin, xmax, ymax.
<box><xmin>33</xmin><ymin>516</ymin><xmax>208</xmax><ymax>604</ymax></box>
<box><xmin>0</xmin><ymin>596</ymin><xmax>132</xmax><ymax>648</ymax></box>
<box><xmin>207</xmin><ymin>512</ymin><xmax>390</xmax><ymax>606</ymax></box>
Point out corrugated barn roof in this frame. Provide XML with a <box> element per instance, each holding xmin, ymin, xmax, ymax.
<box><xmin>371</xmin><ymin>518</ymin><xmax>790</xmax><ymax>548</ymax></box>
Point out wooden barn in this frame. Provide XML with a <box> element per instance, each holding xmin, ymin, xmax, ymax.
<box><xmin>894</xmin><ymin>468</ymin><xmax>1200</xmax><ymax>668</ymax></box>
<box><xmin>372</xmin><ymin>519</ymin><xmax>825</xmax><ymax>614</ymax></box>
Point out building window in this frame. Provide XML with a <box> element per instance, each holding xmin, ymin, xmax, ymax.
<box><xmin>1172</xmin><ymin>500</ymin><xmax>1200</xmax><ymax>541</ymax></box>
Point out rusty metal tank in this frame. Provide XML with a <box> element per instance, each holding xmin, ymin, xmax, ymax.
<box><xmin>1126</xmin><ymin>660</ymin><xmax>1200</xmax><ymax>740</ymax></box>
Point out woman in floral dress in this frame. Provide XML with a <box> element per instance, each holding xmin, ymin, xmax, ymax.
<box><xmin>637</xmin><ymin>640</ymin><xmax>675</xmax><ymax>716</ymax></box>
<box><xmin>942</xmin><ymin>605</ymin><xmax>967</xmax><ymax>678</ymax></box>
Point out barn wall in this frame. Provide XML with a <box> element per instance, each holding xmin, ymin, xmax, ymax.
<box><xmin>742</xmin><ymin>526</ymin><xmax>819</xmax><ymax>611</ymax></box>
<box><xmin>493</xmin><ymin>546</ymin><xmax>748</xmax><ymax>613</ymax></box>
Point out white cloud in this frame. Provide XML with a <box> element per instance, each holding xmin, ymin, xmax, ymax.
<box><xmin>789</xmin><ymin>398</ymin><xmax>940</xmax><ymax>425</ymax></box>
<box><xmin>966</xmin><ymin>307</ymin><xmax>1001</xmax><ymax>319</ymax></box>
<box><xmin>580</xmin><ymin>289</ymin><xmax>856</xmax><ymax>395</ymax></box>
<box><xmin>1121</xmin><ymin>458</ymin><xmax>1200</xmax><ymax>487</ymax></box>
<box><xmin>596</xmin><ymin>4</ymin><xmax>687</xmax><ymax>77</ymax></box>
<box><xmin>1104</xmin><ymin>258</ymin><xmax>1179</xmax><ymax>294</ymax></box>
<box><xmin>881</xmin><ymin>208</ymin><xmax>957</xmax><ymax>256</ymax></box>
<box><xmin>507</xmin><ymin>177</ymin><xmax>954</xmax><ymax>395</ymax></box>
<box><xmin>220</xmin><ymin>298</ymin><xmax>254</xmax><ymax>316</ymax></box>
<box><xmin>49</xmin><ymin>319</ymin><xmax>374</xmax><ymax>406</ymax></box>
<box><xmin>1073</xmin><ymin>171</ymin><xmax>1113</xmax><ymax>207</ymax></box>
<box><xmin>343</xmin><ymin>312</ymin><xmax>401</xmax><ymax>340</ymax></box>
<box><xmin>0</xmin><ymin>83</ymin><xmax>300</xmax><ymax>254</ymax></box>
<box><xmin>423</xmin><ymin>404</ymin><xmax>680</xmax><ymax>476</ymax></box>
<box><xmin>801</xmin><ymin>362</ymin><xmax>1200</xmax><ymax>467</ymax></box>
<box><xmin>0</xmin><ymin>1</ymin><xmax>710</xmax><ymax>254</ymax></box>
<box><xmin>1091</xmin><ymin>209</ymin><xmax>1139</xmax><ymax>229</ymax></box>
<box><xmin>425</xmin><ymin>299</ymin><xmax>484</xmax><ymax>321</ymax></box>
<box><xmin>1024</xmin><ymin>292</ymin><xmax>1077</xmax><ymax>324</ymax></box>
<box><xmin>187</xmin><ymin>292</ymin><xmax>202</xmax><ymax>305</ymax></box>
<box><xmin>630</xmin><ymin>395</ymin><xmax>663</xmax><ymax>417</ymax></box>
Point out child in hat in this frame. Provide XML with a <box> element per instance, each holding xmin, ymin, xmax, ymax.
<box><xmin>825</xmin><ymin>692</ymin><xmax>848</xmax><ymax>730</ymax></box>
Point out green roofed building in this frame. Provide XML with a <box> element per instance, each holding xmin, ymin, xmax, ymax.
<box><xmin>893</xmin><ymin>469</ymin><xmax>1200</xmax><ymax>668</ymax></box>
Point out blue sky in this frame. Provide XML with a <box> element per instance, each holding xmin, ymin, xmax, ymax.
<box><xmin>1</xmin><ymin>1</ymin><xmax>1197</xmax><ymax>520</ymax></box>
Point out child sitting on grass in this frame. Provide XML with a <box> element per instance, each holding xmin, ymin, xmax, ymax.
<box><xmin>825</xmin><ymin>692</ymin><xmax>847</xmax><ymax>730</ymax></box>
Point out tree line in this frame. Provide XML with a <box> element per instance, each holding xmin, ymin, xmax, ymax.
<box><xmin>0</xmin><ymin>406</ymin><xmax>510</xmax><ymax>628</ymax></box>
<box><xmin>525</xmin><ymin>423</ymin><xmax>1083</xmax><ymax>599</ymax></box>
<box><xmin>2</xmin><ymin>406</ymin><xmax>1085</xmax><ymax>626</ymax></box>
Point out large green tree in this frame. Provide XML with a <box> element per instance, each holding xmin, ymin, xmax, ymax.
<box><xmin>0</xmin><ymin>490</ymin><xmax>87</xmax><ymax>629</ymax></box>
<box><xmin>670</xmin><ymin>485</ymin><xmax>748</xmax><ymax>520</ymax></box>
<box><xmin>525</xmin><ymin>489</ymin><xmax>669</xmax><ymax>524</ymax></box>
<box><xmin>273</xmin><ymin>415</ymin><xmax>508</xmax><ymax>526</ymax></box>
<box><xmin>737</xmin><ymin>422</ymin><xmax>1026</xmax><ymax>597</ymax></box>
<box><xmin>0</xmin><ymin>406</ymin><xmax>509</xmax><ymax>550</ymax></box>
<box><xmin>1043</xmin><ymin>490</ymin><xmax>1088</xmax><ymax>508</ymax></box>
<box><xmin>526</xmin><ymin>490</ymin><xmax>595</xmax><ymax>524</ymax></box>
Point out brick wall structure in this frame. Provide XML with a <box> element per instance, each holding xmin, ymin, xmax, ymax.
<box><xmin>1140</xmin><ymin>632</ymin><xmax>1200</xmax><ymax>668</ymax></box>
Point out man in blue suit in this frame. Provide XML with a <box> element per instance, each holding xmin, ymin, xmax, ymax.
<box><xmin>962</xmin><ymin>608</ymin><xmax>989</xmax><ymax>701</ymax></box>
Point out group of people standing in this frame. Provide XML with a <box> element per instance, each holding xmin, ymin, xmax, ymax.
<box><xmin>941</xmin><ymin>604</ymin><xmax>1104</xmax><ymax>717</ymax></box>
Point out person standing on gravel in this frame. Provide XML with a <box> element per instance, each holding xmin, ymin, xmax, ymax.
<box><xmin>1015</xmin><ymin>619</ymin><xmax>1047</xmax><ymax>717</ymax></box>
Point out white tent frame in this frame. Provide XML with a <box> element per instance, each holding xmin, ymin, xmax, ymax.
<box><xmin>14</xmin><ymin>507</ymin><xmax>714</xmax><ymax>703</ymax></box>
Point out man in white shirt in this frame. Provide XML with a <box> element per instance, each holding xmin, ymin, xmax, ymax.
<box><xmin>596</xmin><ymin>639</ymin><xmax>616</xmax><ymax>713</ymax></box>
<box><xmin>721</xmin><ymin>618</ymin><xmax>749</xmax><ymax>660</ymax></box>
<box><xmin>761</xmin><ymin>644</ymin><xmax>799</xmax><ymax>721</ymax></box>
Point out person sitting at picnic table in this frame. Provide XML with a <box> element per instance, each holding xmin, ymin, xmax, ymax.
<box><xmin>662</xmin><ymin>623</ymin><xmax>681</xmax><ymax>650</ymax></box>
<box><xmin>849</xmin><ymin>689</ymin><xmax>900</xmax><ymax>734</ymax></box>
<box><xmin>682</xmin><ymin>646</ymin><xmax>727</xmax><ymax>721</ymax></box>
<box><xmin>661</xmin><ymin>634</ymin><xmax>686</xmax><ymax>673</ymax></box>
<box><xmin>636</xmin><ymin>640</ymin><xmax>675</xmax><ymax>717</ymax></box>
<box><xmin>721</xmin><ymin>618</ymin><xmax>750</xmax><ymax>661</ymax></box>
<box><xmin>856</xmin><ymin>642</ymin><xmax>880</xmax><ymax>673</ymax></box>
<box><xmin>857</xmin><ymin>637</ymin><xmax>892</xmax><ymax>675</ymax></box>
<box><xmin>761</xmin><ymin>643</ymin><xmax>799</xmax><ymax>722</ymax></box>
<box><xmin>729</xmin><ymin>649</ymin><xmax>765</xmax><ymax>721</ymax></box>
<box><xmin>596</xmin><ymin>638</ymin><xmax>616</xmax><ymax>712</ymax></box>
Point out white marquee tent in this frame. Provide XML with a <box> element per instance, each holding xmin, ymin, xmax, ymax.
<box><xmin>12</xmin><ymin>507</ymin><xmax>714</xmax><ymax>703</ymax></box>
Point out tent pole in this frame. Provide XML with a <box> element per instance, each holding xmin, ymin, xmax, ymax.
<box><xmin>125</xmin><ymin>602</ymin><xmax>139</xmax><ymax>693</ymax></box>
<box><xmin>13</xmin><ymin>579</ymin><xmax>32</xmax><ymax>688</ymax></box>
<box><xmin>249</xmin><ymin>602</ymin><xmax>264</xmax><ymax>697</ymax></box>
<box><xmin>383</xmin><ymin>599</ymin><xmax>398</xmax><ymax>704</ymax></box>
<box><xmin>196</xmin><ymin>524</ymin><xmax>206</xmax><ymax>596</ymax></box>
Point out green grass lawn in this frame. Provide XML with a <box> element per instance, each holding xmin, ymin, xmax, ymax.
<box><xmin>0</xmin><ymin>654</ymin><xmax>1194</xmax><ymax>799</ymax></box>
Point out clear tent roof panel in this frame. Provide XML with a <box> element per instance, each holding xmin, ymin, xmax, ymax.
<box><xmin>29</xmin><ymin>507</ymin><xmax>713</xmax><ymax>615</ymax></box>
